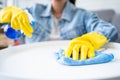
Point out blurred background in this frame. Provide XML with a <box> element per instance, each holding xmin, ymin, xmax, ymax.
<box><xmin>4</xmin><ymin>0</ymin><xmax>120</xmax><ymax>13</ymax></box>
<box><xmin>0</xmin><ymin>0</ymin><xmax>120</xmax><ymax>49</ymax></box>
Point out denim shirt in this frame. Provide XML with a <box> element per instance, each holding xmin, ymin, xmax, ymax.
<box><xmin>25</xmin><ymin>1</ymin><xmax>118</xmax><ymax>43</ymax></box>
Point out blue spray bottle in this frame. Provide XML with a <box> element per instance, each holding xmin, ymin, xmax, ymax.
<box><xmin>4</xmin><ymin>21</ymin><xmax>35</xmax><ymax>40</ymax></box>
<box><xmin>4</xmin><ymin>24</ymin><xmax>21</xmax><ymax>40</ymax></box>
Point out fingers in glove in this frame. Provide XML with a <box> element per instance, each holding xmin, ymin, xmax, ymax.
<box><xmin>64</xmin><ymin>43</ymin><xmax>73</xmax><ymax>58</ymax></box>
<box><xmin>24</xmin><ymin>23</ymin><xmax>33</xmax><ymax>33</ymax></box>
<box><xmin>19</xmin><ymin>19</ymin><xmax>32</xmax><ymax>37</ymax></box>
<box><xmin>16</xmin><ymin>14</ymin><xmax>32</xmax><ymax>37</ymax></box>
<box><xmin>20</xmin><ymin>24</ymin><xmax>32</xmax><ymax>37</ymax></box>
<box><xmin>11</xmin><ymin>16</ymin><xmax>21</xmax><ymax>30</ymax></box>
<box><xmin>88</xmin><ymin>47</ymin><xmax>95</xmax><ymax>58</ymax></box>
<box><xmin>73</xmin><ymin>45</ymin><xmax>81</xmax><ymax>60</ymax></box>
<box><xmin>80</xmin><ymin>45</ymin><xmax>88</xmax><ymax>60</ymax></box>
<box><xmin>22</xmin><ymin>12</ymin><xmax>33</xmax><ymax>33</ymax></box>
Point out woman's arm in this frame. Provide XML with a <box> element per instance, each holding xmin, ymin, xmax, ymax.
<box><xmin>84</xmin><ymin>11</ymin><xmax>118</xmax><ymax>42</ymax></box>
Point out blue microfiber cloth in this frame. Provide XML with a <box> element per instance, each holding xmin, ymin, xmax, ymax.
<box><xmin>54</xmin><ymin>49</ymin><xmax>114</xmax><ymax>66</ymax></box>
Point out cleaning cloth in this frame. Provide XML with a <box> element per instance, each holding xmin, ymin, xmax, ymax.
<box><xmin>54</xmin><ymin>49</ymin><xmax>114</xmax><ymax>66</ymax></box>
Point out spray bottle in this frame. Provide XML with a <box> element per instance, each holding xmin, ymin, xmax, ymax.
<box><xmin>3</xmin><ymin>10</ymin><xmax>35</xmax><ymax>40</ymax></box>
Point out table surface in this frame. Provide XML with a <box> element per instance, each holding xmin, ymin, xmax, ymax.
<box><xmin>0</xmin><ymin>40</ymin><xmax>120</xmax><ymax>80</ymax></box>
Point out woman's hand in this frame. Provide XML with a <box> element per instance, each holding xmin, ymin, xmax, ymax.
<box><xmin>0</xmin><ymin>6</ymin><xmax>33</xmax><ymax>37</ymax></box>
<box><xmin>64</xmin><ymin>32</ymin><xmax>107</xmax><ymax>60</ymax></box>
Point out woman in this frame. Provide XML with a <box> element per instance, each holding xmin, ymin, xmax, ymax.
<box><xmin>0</xmin><ymin>0</ymin><xmax>118</xmax><ymax>60</ymax></box>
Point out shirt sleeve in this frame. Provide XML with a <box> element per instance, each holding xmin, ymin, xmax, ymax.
<box><xmin>84</xmin><ymin>11</ymin><xmax>118</xmax><ymax>42</ymax></box>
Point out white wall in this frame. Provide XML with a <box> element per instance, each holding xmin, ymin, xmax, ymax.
<box><xmin>8</xmin><ymin>0</ymin><xmax>120</xmax><ymax>13</ymax></box>
<box><xmin>6</xmin><ymin>0</ymin><xmax>14</xmax><ymax>6</ymax></box>
<box><xmin>76</xmin><ymin>0</ymin><xmax>120</xmax><ymax>13</ymax></box>
<box><xmin>14</xmin><ymin>0</ymin><xmax>50</xmax><ymax>8</ymax></box>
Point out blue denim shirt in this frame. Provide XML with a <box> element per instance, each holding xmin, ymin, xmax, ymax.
<box><xmin>25</xmin><ymin>1</ymin><xmax>118</xmax><ymax>43</ymax></box>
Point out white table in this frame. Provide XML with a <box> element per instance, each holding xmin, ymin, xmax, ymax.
<box><xmin>0</xmin><ymin>40</ymin><xmax>120</xmax><ymax>80</ymax></box>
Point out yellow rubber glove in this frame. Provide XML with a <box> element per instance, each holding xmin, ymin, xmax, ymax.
<box><xmin>64</xmin><ymin>32</ymin><xmax>107</xmax><ymax>60</ymax></box>
<box><xmin>0</xmin><ymin>6</ymin><xmax>33</xmax><ymax>37</ymax></box>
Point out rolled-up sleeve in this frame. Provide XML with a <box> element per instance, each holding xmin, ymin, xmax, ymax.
<box><xmin>84</xmin><ymin>11</ymin><xmax>118</xmax><ymax>42</ymax></box>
